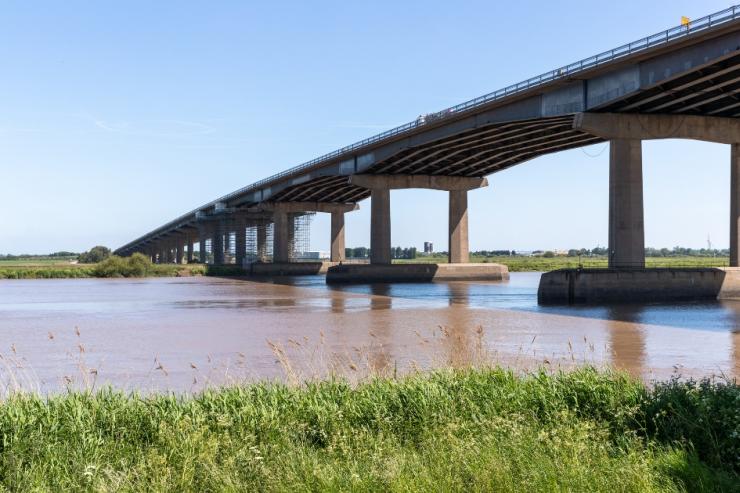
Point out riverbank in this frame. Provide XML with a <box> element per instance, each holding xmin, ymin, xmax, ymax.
<box><xmin>396</xmin><ymin>255</ymin><xmax>730</xmax><ymax>271</ymax></box>
<box><xmin>0</xmin><ymin>367</ymin><xmax>736</xmax><ymax>491</ymax></box>
<box><xmin>0</xmin><ymin>254</ymin><xmax>207</xmax><ymax>279</ymax></box>
<box><xmin>0</xmin><ymin>255</ymin><xmax>731</xmax><ymax>279</ymax></box>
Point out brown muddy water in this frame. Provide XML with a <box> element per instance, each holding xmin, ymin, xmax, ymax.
<box><xmin>0</xmin><ymin>273</ymin><xmax>738</xmax><ymax>393</ymax></box>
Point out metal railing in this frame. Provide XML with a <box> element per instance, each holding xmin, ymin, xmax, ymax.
<box><xmin>117</xmin><ymin>5</ymin><xmax>740</xmax><ymax>252</ymax></box>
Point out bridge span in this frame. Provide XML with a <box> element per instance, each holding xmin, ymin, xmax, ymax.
<box><xmin>116</xmin><ymin>6</ymin><xmax>740</xmax><ymax>296</ymax></box>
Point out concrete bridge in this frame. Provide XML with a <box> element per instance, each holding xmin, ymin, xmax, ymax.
<box><xmin>116</xmin><ymin>6</ymin><xmax>740</xmax><ymax>297</ymax></box>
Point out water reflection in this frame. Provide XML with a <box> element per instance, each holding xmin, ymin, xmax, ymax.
<box><xmin>734</xmin><ymin>330</ymin><xmax>740</xmax><ymax>379</ymax></box>
<box><xmin>604</xmin><ymin>306</ymin><xmax>646</xmax><ymax>379</ymax></box>
<box><xmin>369</xmin><ymin>284</ymin><xmax>393</xmax><ymax>311</ymax></box>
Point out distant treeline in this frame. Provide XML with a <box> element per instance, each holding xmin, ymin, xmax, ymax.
<box><xmin>0</xmin><ymin>252</ymin><xmax>78</xmax><ymax>260</ymax></box>
<box><xmin>345</xmin><ymin>247</ymin><xmax>418</xmax><ymax>259</ymax></box>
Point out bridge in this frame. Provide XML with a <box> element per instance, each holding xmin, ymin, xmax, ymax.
<box><xmin>116</xmin><ymin>6</ymin><xmax>740</xmax><ymax>298</ymax></box>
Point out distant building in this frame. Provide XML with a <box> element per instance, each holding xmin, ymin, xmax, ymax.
<box><xmin>424</xmin><ymin>242</ymin><xmax>433</xmax><ymax>254</ymax></box>
<box><xmin>295</xmin><ymin>251</ymin><xmax>330</xmax><ymax>260</ymax></box>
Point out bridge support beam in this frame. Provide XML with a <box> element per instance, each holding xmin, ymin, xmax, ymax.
<box><xmin>609</xmin><ymin>139</ymin><xmax>644</xmax><ymax>269</ymax></box>
<box><xmin>273</xmin><ymin>208</ymin><xmax>291</xmax><ymax>263</ymax></box>
<box><xmin>732</xmin><ymin>144</ymin><xmax>740</xmax><ymax>267</ymax></box>
<box><xmin>212</xmin><ymin>222</ymin><xmax>225</xmax><ymax>265</ymax></box>
<box><xmin>175</xmin><ymin>241</ymin><xmax>184</xmax><ymax>265</ymax></box>
<box><xmin>257</xmin><ymin>222</ymin><xmax>268</xmax><ymax>261</ymax></box>
<box><xmin>331</xmin><ymin>211</ymin><xmax>346</xmax><ymax>262</ymax></box>
<box><xmin>350</xmin><ymin>174</ymin><xmax>487</xmax><ymax>265</ymax></box>
<box><xmin>234</xmin><ymin>218</ymin><xmax>247</xmax><ymax>267</ymax></box>
<box><xmin>259</xmin><ymin>202</ymin><xmax>358</xmax><ymax>264</ymax></box>
<box><xmin>371</xmin><ymin>188</ymin><xmax>392</xmax><ymax>264</ymax></box>
<box><xmin>449</xmin><ymin>190</ymin><xmax>469</xmax><ymax>264</ymax></box>
<box><xmin>187</xmin><ymin>237</ymin><xmax>194</xmax><ymax>263</ymax></box>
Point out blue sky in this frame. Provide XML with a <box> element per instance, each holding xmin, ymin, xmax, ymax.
<box><xmin>0</xmin><ymin>0</ymin><xmax>735</xmax><ymax>254</ymax></box>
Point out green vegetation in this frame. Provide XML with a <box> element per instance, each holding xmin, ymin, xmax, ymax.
<box><xmin>0</xmin><ymin>254</ymin><xmax>206</xmax><ymax>279</ymax></box>
<box><xmin>77</xmin><ymin>245</ymin><xmax>112</xmax><ymax>264</ymax></box>
<box><xmin>0</xmin><ymin>368</ymin><xmax>736</xmax><ymax>491</ymax></box>
<box><xmin>394</xmin><ymin>255</ymin><xmax>730</xmax><ymax>271</ymax></box>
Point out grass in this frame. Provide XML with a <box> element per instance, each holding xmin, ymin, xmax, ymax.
<box><xmin>394</xmin><ymin>255</ymin><xmax>731</xmax><ymax>271</ymax></box>
<box><xmin>0</xmin><ymin>254</ymin><xmax>207</xmax><ymax>279</ymax></box>
<box><xmin>0</xmin><ymin>368</ymin><xmax>736</xmax><ymax>491</ymax></box>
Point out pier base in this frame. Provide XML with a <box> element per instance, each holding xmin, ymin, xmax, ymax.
<box><xmin>538</xmin><ymin>268</ymin><xmax>740</xmax><ymax>304</ymax></box>
<box><xmin>248</xmin><ymin>262</ymin><xmax>338</xmax><ymax>276</ymax></box>
<box><xmin>326</xmin><ymin>263</ymin><xmax>509</xmax><ymax>284</ymax></box>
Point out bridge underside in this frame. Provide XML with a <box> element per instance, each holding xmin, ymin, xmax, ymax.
<box><xmin>271</xmin><ymin>116</ymin><xmax>604</xmax><ymax>203</ymax></box>
<box><xmin>598</xmin><ymin>51</ymin><xmax>740</xmax><ymax>115</ymax></box>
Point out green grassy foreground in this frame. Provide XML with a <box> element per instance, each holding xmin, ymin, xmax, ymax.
<box><xmin>0</xmin><ymin>368</ymin><xmax>737</xmax><ymax>491</ymax></box>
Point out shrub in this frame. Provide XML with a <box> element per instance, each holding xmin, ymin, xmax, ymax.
<box><xmin>642</xmin><ymin>376</ymin><xmax>740</xmax><ymax>473</ymax></box>
<box><xmin>78</xmin><ymin>245</ymin><xmax>111</xmax><ymax>263</ymax></box>
<box><xmin>92</xmin><ymin>254</ymin><xmax>154</xmax><ymax>278</ymax></box>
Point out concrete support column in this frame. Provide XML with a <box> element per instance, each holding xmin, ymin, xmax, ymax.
<box><xmin>731</xmin><ymin>144</ymin><xmax>740</xmax><ymax>267</ymax></box>
<box><xmin>235</xmin><ymin>220</ymin><xmax>247</xmax><ymax>267</ymax></box>
<box><xmin>448</xmin><ymin>190</ymin><xmax>469</xmax><ymax>263</ymax></box>
<box><xmin>212</xmin><ymin>222</ymin><xmax>225</xmax><ymax>265</ymax></box>
<box><xmin>257</xmin><ymin>223</ymin><xmax>268</xmax><ymax>261</ymax></box>
<box><xmin>608</xmin><ymin>139</ymin><xmax>645</xmax><ymax>269</ymax></box>
<box><xmin>273</xmin><ymin>209</ymin><xmax>291</xmax><ymax>263</ymax></box>
<box><xmin>370</xmin><ymin>188</ymin><xmax>392</xmax><ymax>265</ymax></box>
<box><xmin>175</xmin><ymin>240</ymin><xmax>184</xmax><ymax>264</ymax></box>
<box><xmin>330</xmin><ymin>211</ymin><xmax>346</xmax><ymax>262</ymax></box>
<box><xmin>187</xmin><ymin>237</ymin><xmax>194</xmax><ymax>263</ymax></box>
<box><xmin>199</xmin><ymin>236</ymin><xmax>207</xmax><ymax>264</ymax></box>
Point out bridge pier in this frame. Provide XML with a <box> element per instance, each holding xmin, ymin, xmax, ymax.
<box><xmin>234</xmin><ymin>217</ymin><xmax>247</xmax><ymax>267</ymax></box>
<box><xmin>212</xmin><ymin>222</ymin><xmax>225</xmax><ymax>265</ymax></box>
<box><xmin>370</xmin><ymin>188</ymin><xmax>392</xmax><ymax>264</ymax></box>
<box><xmin>732</xmin><ymin>144</ymin><xmax>740</xmax><ymax>267</ymax></box>
<box><xmin>187</xmin><ymin>236</ymin><xmax>194</xmax><ymax>263</ymax></box>
<box><xmin>448</xmin><ymin>190</ymin><xmax>469</xmax><ymax>264</ymax></box>
<box><xmin>272</xmin><ymin>206</ymin><xmax>291</xmax><ymax>263</ymax></box>
<box><xmin>608</xmin><ymin>139</ymin><xmax>644</xmax><ymax>269</ymax></box>
<box><xmin>175</xmin><ymin>241</ymin><xmax>184</xmax><ymax>265</ymax></box>
<box><xmin>330</xmin><ymin>211</ymin><xmax>346</xmax><ymax>262</ymax></box>
<box><xmin>257</xmin><ymin>222</ymin><xmax>268</xmax><ymax>261</ymax></box>
<box><xmin>540</xmin><ymin>113</ymin><xmax>740</xmax><ymax>303</ymax></box>
<box><xmin>329</xmin><ymin>174</ymin><xmax>508</xmax><ymax>283</ymax></box>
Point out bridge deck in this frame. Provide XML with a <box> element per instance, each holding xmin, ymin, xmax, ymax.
<box><xmin>116</xmin><ymin>5</ymin><xmax>740</xmax><ymax>255</ymax></box>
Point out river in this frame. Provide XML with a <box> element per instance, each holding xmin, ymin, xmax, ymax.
<box><xmin>0</xmin><ymin>273</ymin><xmax>738</xmax><ymax>393</ymax></box>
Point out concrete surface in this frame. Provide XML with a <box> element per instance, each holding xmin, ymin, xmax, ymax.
<box><xmin>326</xmin><ymin>263</ymin><xmax>509</xmax><ymax>284</ymax></box>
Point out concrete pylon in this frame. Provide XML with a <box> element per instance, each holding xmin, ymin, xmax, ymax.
<box><xmin>175</xmin><ymin>241</ymin><xmax>184</xmax><ymax>264</ymax></box>
<box><xmin>235</xmin><ymin>219</ymin><xmax>247</xmax><ymax>267</ymax></box>
<box><xmin>608</xmin><ymin>139</ymin><xmax>644</xmax><ymax>269</ymax></box>
<box><xmin>257</xmin><ymin>223</ymin><xmax>268</xmax><ymax>261</ymax></box>
<box><xmin>370</xmin><ymin>188</ymin><xmax>392</xmax><ymax>264</ymax></box>
<box><xmin>212</xmin><ymin>223</ymin><xmax>225</xmax><ymax>265</ymax></box>
<box><xmin>731</xmin><ymin>144</ymin><xmax>740</xmax><ymax>267</ymax></box>
<box><xmin>187</xmin><ymin>237</ymin><xmax>194</xmax><ymax>263</ymax></box>
<box><xmin>449</xmin><ymin>190</ymin><xmax>469</xmax><ymax>263</ymax></box>
<box><xmin>273</xmin><ymin>208</ymin><xmax>291</xmax><ymax>263</ymax></box>
<box><xmin>330</xmin><ymin>211</ymin><xmax>346</xmax><ymax>262</ymax></box>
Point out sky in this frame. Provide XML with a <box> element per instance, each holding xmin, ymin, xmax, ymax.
<box><xmin>0</xmin><ymin>0</ymin><xmax>736</xmax><ymax>254</ymax></box>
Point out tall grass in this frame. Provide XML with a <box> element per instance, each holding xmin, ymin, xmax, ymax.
<box><xmin>0</xmin><ymin>368</ymin><xmax>736</xmax><ymax>491</ymax></box>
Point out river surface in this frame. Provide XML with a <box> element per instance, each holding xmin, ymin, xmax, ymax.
<box><xmin>0</xmin><ymin>273</ymin><xmax>738</xmax><ymax>393</ymax></box>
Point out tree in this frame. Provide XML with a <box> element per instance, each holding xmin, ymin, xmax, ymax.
<box><xmin>78</xmin><ymin>246</ymin><xmax>111</xmax><ymax>264</ymax></box>
<box><xmin>543</xmin><ymin>251</ymin><xmax>555</xmax><ymax>258</ymax></box>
